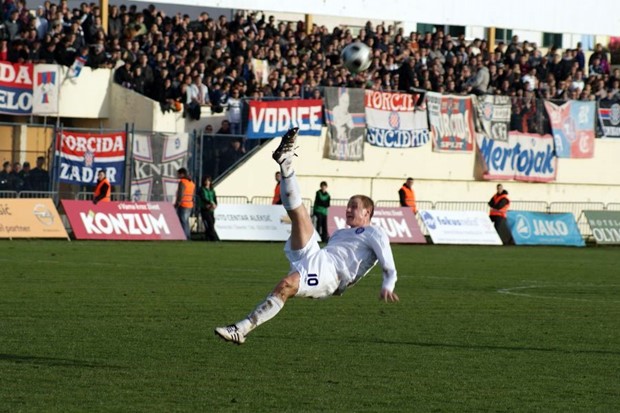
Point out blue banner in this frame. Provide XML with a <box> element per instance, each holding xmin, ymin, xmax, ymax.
<box><xmin>246</xmin><ymin>99</ymin><xmax>323</xmax><ymax>139</ymax></box>
<box><xmin>507</xmin><ymin>211</ymin><xmax>584</xmax><ymax>246</ymax></box>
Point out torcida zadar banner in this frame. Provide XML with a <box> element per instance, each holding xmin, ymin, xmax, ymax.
<box><xmin>0</xmin><ymin>199</ymin><xmax>68</xmax><ymax>239</ymax></box>
<box><xmin>62</xmin><ymin>200</ymin><xmax>186</xmax><ymax>240</ymax></box>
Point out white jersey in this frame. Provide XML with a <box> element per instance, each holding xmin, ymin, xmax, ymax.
<box><xmin>323</xmin><ymin>225</ymin><xmax>397</xmax><ymax>294</ymax></box>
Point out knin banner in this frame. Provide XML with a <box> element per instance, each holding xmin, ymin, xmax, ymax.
<box><xmin>426</xmin><ymin>92</ymin><xmax>475</xmax><ymax>152</ymax></box>
<box><xmin>62</xmin><ymin>200</ymin><xmax>186</xmax><ymax>240</ymax></box>
<box><xmin>364</xmin><ymin>90</ymin><xmax>429</xmax><ymax>148</ymax></box>
<box><xmin>474</xmin><ymin>95</ymin><xmax>511</xmax><ymax>142</ymax></box>
<box><xmin>246</xmin><ymin>99</ymin><xmax>323</xmax><ymax>139</ymax></box>
<box><xmin>55</xmin><ymin>131</ymin><xmax>127</xmax><ymax>185</ymax></box>
<box><xmin>324</xmin><ymin>87</ymin><xmax>365</xmax><ymax>161</ymax></box>
<box><xmin>544</xmin><ymin>100</ymin><xmax>596</xmax><ymax>158</ymax></box>
<box><xmin>476</xmin><ymin>132</ymin><xmax>557</xmax><ymax>182</ymax></box>
<box><xmin>598</xmin><ymin>101</ymin><xmax>620</xmax><ymax>139</ymax></box>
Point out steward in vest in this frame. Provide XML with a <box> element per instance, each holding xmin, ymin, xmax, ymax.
<box><xmin>488</xmin><ymin>183</ymin><xmax>512</xmax><ymax>245</ymax></box>
<box><xmin>398</xmin><ymin>177</ymin><xmax>417</xmax><ymax>213</ymax></box>
<box><xmin>272</xmin><ymin>171</ymin><xmax>282</xmax><ymax>205</ymax></box>
<box><xmin>175</xmin><ymin>168</ymin><xmax>196</xmax><ymax>239</ymax></box>
<box><xmin>93</xmin><ymin>170</ymin><xmax>111</xmax><ymax>204</ymax></box>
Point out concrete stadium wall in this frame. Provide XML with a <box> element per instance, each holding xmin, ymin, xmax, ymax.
<box><xmin>215</xmin><ymin>129</ymin><xmax>620</xmax><ymax>205</ymax></box>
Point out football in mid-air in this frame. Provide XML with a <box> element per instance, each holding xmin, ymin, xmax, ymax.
<box><xmin>341</xmin><ymin>41</ymin><xmax>372</xmax><ymax>73</ymax></box>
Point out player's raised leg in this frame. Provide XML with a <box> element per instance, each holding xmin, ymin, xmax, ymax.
<box><xmin>272</xmin><ymin>127</ymin><xmax>315</xmax><ymax>250</ymax></box>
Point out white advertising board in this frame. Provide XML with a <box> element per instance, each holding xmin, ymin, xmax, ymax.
<box><xmin>419</xmin><ymin>210</ymin><xmax>502</xmax><ymax>245</ymax></box>
<box><xmin>214</xmin><ymin>204</ymin><xmax>292</xmax><ymax>241</ymax></box>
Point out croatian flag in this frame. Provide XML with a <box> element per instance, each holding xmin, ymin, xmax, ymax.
<box><xmin>33</xmin><ymin>64</ymin><xmax>60</xmax><ymax>115</ymax></box>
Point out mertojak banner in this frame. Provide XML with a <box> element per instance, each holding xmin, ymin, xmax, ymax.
<box><xmin>544</xmin><ymin>100</ymin><xmax>596</xmax><ymax>158</ymax></box>
<box><xmin>327</xmin><ymin>206</ymin><xmax>426</xmax><ymax>244</ymax></box>
<box><xmin>476</xmin><ymin>132</ymin><xmax>557</xmax><ymax>182</ymax></box>
<box><xmin>0</xmin><ymin>62</ymin><xmax>33</xmax><ymax>115</ymax></box>
<box><xmin>507</xmin><ymin>211</ymin><xmax>584</xmax><ymax>246</ymax></box>
<box><xmin>55</xmin><ymin>131</ymin><xmax>127</xmax><ymax>185</ymax></box>
<box><xmin>246</xmin><ymin>99</ymin><xmax>323</xmax><ymax>138</ymax></box>
<box><xmin>584</xmin><ymin>210</ymin><xmax>620</xmax><ymax>244</ymax></box>
<box><xmin>474</xmin><ymin>95</ymin><xmax>510</xmax><ymax>141</ymax></box>
<box><xmin>364</xmin><ymin>90</ymin><xmax>429</xmax><ymax>148</ymax></box>
<box><xmin>427</xmin><ymin>92</ymin><xmax>475</xmax><ymax>152</ymax></box>
<box><xmin>130</xmin><ymin>133</ymin><xmax>190</xmax><ymax>202</ymax></box>
<box><xmin>62</xmin><ymin>200</ymin><xmax>186</xmax><ymax>240</ymax></box>
<box><xmin>598</xmin><ymin>101</ymin><xmax>620</xmax><ymax>138</ymax></box>
<box><xmin>324</xmin><ymin>87</ymin><xmax>365</xmax><ymax>161</ymax></box>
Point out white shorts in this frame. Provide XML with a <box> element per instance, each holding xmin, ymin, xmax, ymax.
<box><xmin>284</xmin><ymin>234</ymin><xmax>339</xmax><ymax>299</ymax></box>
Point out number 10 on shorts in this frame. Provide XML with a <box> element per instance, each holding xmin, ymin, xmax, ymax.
<box><xmin>307</xmin><ymin>273</ymin><xmax>319</xmax><ymax>286</ymax></box>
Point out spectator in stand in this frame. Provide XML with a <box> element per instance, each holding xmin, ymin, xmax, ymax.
<box><xmin>29</xmin><ymin>156</ymin><xmax>49</xmax><ymax>192</ymax></box>
<box><xmin>9</xmin><ymin>162</ymin><xmax>23</xmax><ymax>191</ymax></box>
<box><xmin>398</xmin><ymin>177</ymin><xmax>417</xmax><ymax>214</ymax></box>
<box><xmin>225</xmin><ymin>88</ymin><xmax>243</xmax><ymax>135</ymax></box>
<box><xmin>272</xmin><ymin>171</ymin><xmax>282</xmax><ymax>205</ymax></box>
<box><xmin>313</xmin><ymin>181</ymin><xmax>331</xmax><ymax>243</ymax></box>
<box><xmin>219</xmin><ymin>138</ymin><xmax>246</xmax><ymax>172</ymax></box>
<box><xmin>0</xmin><ymin>161</ymin><xmax>13</xmax><ymax>191</ymax></box>
<box><xmin>18</xmin><ymin>161</ymin><xmax>31</xmax><ymax>190</ymax></box>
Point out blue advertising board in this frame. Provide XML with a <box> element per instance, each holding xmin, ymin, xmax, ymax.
<box><xmin>506</xmin><ymin>211</ymin><xmax>584</xmax><ymax>246</ymax></box>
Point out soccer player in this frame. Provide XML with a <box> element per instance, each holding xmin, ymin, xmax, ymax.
<box><xmin>215</xmin><ymin>127</ymin><xmax>399</xmax><ymax>345</ymax></box>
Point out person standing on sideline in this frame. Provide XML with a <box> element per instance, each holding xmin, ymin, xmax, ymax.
<box><xmin>198</xmin><ymin>176</ymin><xmax>220</xmax><ymax>242</ymax></box>
<box><xmin>488</xmin><ymin>183</ymin><xmax>512</xmax><ymax>245</ymax></box>
<box><xmin>93</xmin><ymin>170</ymin><xmax>111</xmax><ymax>204</ymax></box>
<box><xmin>29</xmin><ymin>156</ymin><xmax>50</xmax><ymax>192</ymax></box>
<box><xmin>215</xmin><ymin>128</ymin><xmax>399</xmax><ymax>345</ymax></box>
<box><xmin>175</xmin><ymin>168</ymin><xmax>195</xmax><ymax>240</ymax></box>
<box><xmin>398</xmin><ymin>177</ymin><xmax>417</xmax><ymax>214</ymax></box>
<box><xmin>313</xmin><ymin>181</ymin><xmax>331</xmax><ymax>242</ymax></box>
<box><xmin>272</xmin><ymin>171</ymin><xmax>282</xmax><ymax>204</ymax></box>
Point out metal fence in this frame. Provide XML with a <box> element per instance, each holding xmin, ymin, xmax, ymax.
<box><xmin>549</xmin><ymin>202</ymin><xmax>606</xmax><ymax>237</ymax></box>
<box><xmin>76</xmin><ymin>192</ymin><xmax>130</xmax><ymax>201</ymax></box>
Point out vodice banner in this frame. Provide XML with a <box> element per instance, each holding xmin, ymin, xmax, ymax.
<box><xmin>131</xmin><ymin>133</ymin><xmax>190</xmax><ymax>202</ymax></box>
<box><xmin>474</xmin><ymin>95</ymin><xmax>510</xmax><ymax>142</ymax></box>
<box><xmin>544</xmin><ymin>100</ymin><xmax>596</xmax><ymax>158</ymax></box>
<box><xmin>246</xmin><ymin>99</ymin><xmax>323</xmax><ymax>139</ymax></box>
<box><xmin>324</xmin><ymin>87</ymin><xmax>365</xmax><ymax>161</ymax></box>
<box><xmin>598</xmin><ymin>101</ymin><xmax>620</xmax><ymax>138</ymax></box>
<box><xmin>506</xmin><ymin>211</ymin><xmax>584</xmax><ymax>246</ymax></box>
<box><xmin>55</xmin><ymin>131</ymin><xmax>127</xmax><ymax>185</ymax></box>
<box><xmin>62</xmin><ymin>200</ymin><xmax>185</xmax><ymax>240</ymax></box>
<box><xmin>214</xmin><ymin>204</ymin><xmax>292</xmax><ymax>241</ymax></box>
<box><xmin>32</xmin><ymin>64</ymin><xmax>60</xmax><ymax>115</ymax></box>
<box><xmin>476</xmin><ymin>132</ymin><xmax>557</xmax><ymax>182</ymax></box>
<box><xmin>419</xmin><ymin>210</ymin><xmax>502</xmax><ymax>245</ymax></box>
<box><xmin>584</xmin><ymin>210</ymin><xmax>620</xmax><ymax>245</ymax></box>
<box><xmin>0</xmin><ymin>199</ymin><xmax>68</xmax><ymax>239</ymax></box>
<box><xmin>364</xmin><ymin>90</ymin><xmax>429</xmax><ymax>148</ymax></box>
<box><xmin>0</xmin><ymin>62</ymin><xmax>33</xmax><ymax>115</ymax></box>
<box><xmin>426</xmin><ymin>92</ymin><xmax>475</xmax><ymax>152</ymax></box>
<box><xmin>327</xmin><ymin>206</ymin><xmax>426</xmax><ymax>244</ymax></box>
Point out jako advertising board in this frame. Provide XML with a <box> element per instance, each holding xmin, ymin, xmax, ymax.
<box><xmin>328</xmin><ymin>206</ymin><xmax>426</xmax><ymax>244</ymax></box>
<box><xmin>584</xmin><ymin>211</ymin><xmax>620</xmax><ymax>245</ymax></box>
<box><xmin>506</xmin><ymin>211</ymin><xmax>584</xmax><ymax>246</ymax></box>
<box><xmin>419</xmin><ymin>210</ymin><xmax>502</xmax><ymax>245</ymax></box>
<box><xmin>62</xmin><ymin>200</ymin><xmax>186</xmax><ymax>240</ymax></box>
<box><xmin>0</xmin><ymin>199</ymin><xmax>68</xmax><ymax>239</ymax></box>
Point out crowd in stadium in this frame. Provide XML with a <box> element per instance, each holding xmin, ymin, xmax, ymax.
<box><xmin>2</xmin><ymin>1</ymin><xmax>620</xmax><ymax>116</ymax></box>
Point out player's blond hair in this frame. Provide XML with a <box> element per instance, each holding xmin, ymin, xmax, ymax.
<box><xmin>350</xmin><ymin>195</ymin><xmax>374</xmax><ymax>219</ymax></box>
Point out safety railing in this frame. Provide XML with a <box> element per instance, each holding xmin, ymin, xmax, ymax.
<box><xmin>606</xmin><ymin>203</ymin><xmax>620</xmax><ymax>211</ymax></box>
<box><xmin>434</xmin><ymin>201</ymin><xmax>489</xmax><ymax>212</ymax></box>
<box><xmin>218</xmin><ymin>196</ymin><xmax>250</xmax><ymax>204</ymax></box>
<box><xmin>250</xmin><ymin>196</ymin><xmax>274</xmax><ymax>205</ymax></box>
<box><xmin>76</xmin><ymin>192</ymin><xmax>130</xmax><ymax>201</ymax></box>
<box><xmin>510</xmin><ymin>201</ymin><xmax>549</xmax><ymax>212</ymax></box>
<box><xmin>548</xmin><ymin>202</ymin><xmax>606</xmax><ymax>237</ymax></box>
<box><xmin>0</xmin><ymin>190</ymin><xmax>18</xmax><ymax>198</ymax></box>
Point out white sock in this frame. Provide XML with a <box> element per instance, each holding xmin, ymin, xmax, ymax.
<box><xmin>280</xmin><ymin>172</ymin><xmax>302</xmax><ymax>210</ymax></box>
<box><xmin>236</xmin><ymin>294</ymin><xmax>284</xmax><ymax>334</ymax></box>
<box><xmin>279</xmin><ymin>157</ymin><xmax>294</xmax><ymax>178</ymax></box>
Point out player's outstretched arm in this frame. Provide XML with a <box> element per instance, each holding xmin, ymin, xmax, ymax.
<box><xmin>380</xmin><ymin>288</ymin><xmax>400</xmax><ymax>303</ymax></box>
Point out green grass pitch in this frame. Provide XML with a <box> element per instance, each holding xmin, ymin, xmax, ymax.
<box><xmin>0</xmin><ymin>241</ymin><xmax>618</xmax><ymax>412</ymax></box>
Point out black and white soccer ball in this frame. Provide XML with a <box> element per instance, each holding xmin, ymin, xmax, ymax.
<box><xmin>341</xmin><ymin>41</ymin><xmax>372</xmax><ymax>74</ymax></box>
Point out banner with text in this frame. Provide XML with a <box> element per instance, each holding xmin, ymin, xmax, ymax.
<box><xmin>476</xmin><ymin>132</ymin><xmax>557</xmax><ymax>182</ymax></box>
<box><xmin>544</xmin><ymin>100</ymin><xmax>596</xmax><ymax>158</ymax></box>
<box><xmin>214</xmin><ymin>204</ymin><xmax>292</xmax><ymax>241</ymax></box>
<box><xmin>419</xmin><ymin>210</ymin><xmax>502</xmax><ymax>245</ymax></box>
<box><xmin>32</xmin><ymin>64</ymin><xmax>60</xmax><ymax>115</ymax></box>
<box><xmin>55</xmin><ymin>131</ymin><xmax>127</xmax><ymax>185</ymax></box>
<box><xmin>130</xmin><ymin>133</ymin><xmax>190</xmax><ymax>202</ymax></box>
<box><xmin>327</xmin><ymin>206</ymin><xmax>426</xmax><ymax>244</ymax></box>
<box><xmin>507</xmin><ymin>211</ymin><xmax>584</xmax><ymax>246</ymax></box>
<box><xmin>364</xmin><ymin>90</ymin><xmax>429</xmax><ymax>148</ymax></box>
<box><xmin>0</xmin><ymin>199</ymin><xmax>68</xmax><ymax>239</ymax></box>
<box><xmin>0</xmin><ymin>62</ymin><xmax>33</xmax><ymax>115</ymax></box>
<box><xmin>246</xmin><ymin>99</ymin><xmax>323</xmax><ymax>139</ymax></box>
<box><xmin>584</xmin><ymin>210</ymin><xmax>620</xmax><ymax>245</ymax></box>
<box><xmin>474</xmin><ymin>95</ymin><xmax>510</xmax><ymax>141</ymax></box>
<box><xmin>427</xmin><ymin>92</ymin><xmax>475</xmax><ymax>152</ymax></box>
<box><xmin>598</xmin><ymin>101</ymin><xmax>620</xmax><ymax>139</ymax></box>
<box><xmin>324</xmin><ymin>87</ymin><xmax>365</xmax><ymax>161</ymax></box>
<box><xmin>62</xmin><ymin>200</ymin><xmax>185</xmax><ymax>240</ymax></box>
